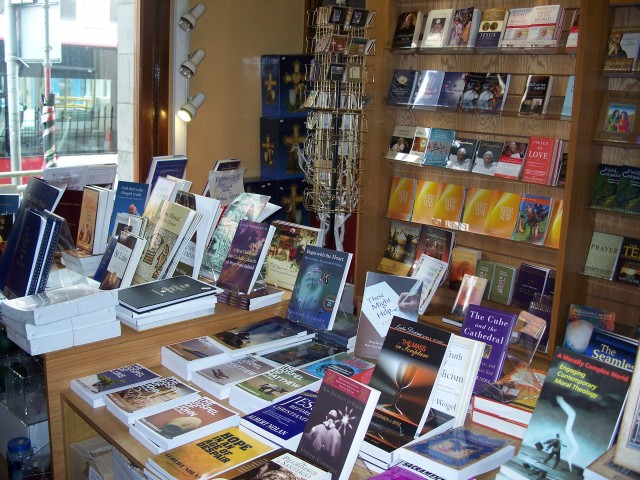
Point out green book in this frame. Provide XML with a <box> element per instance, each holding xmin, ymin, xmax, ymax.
<box><xmin>476</xmin><ymin>260</ymin><xmax>496</xmax><ymax>300</ymax></box>
<box><xmin>488</xmin><ymin>263</ymin><xmax>517</xmax><ymax>305</ymax></box>
<box><xmin>613</xmin><ymin>165</ymin><xmax>640</xmax><ymax>214</ymax></box>
<box><xmin>583</xmin><ymin>231</ymin><xmax>624</xmax><ymax>280</ymax></box>
<box><xmin>590</xmin><ymin>164</ymin><xmax>623</xmax><ymax>210</ymax></box>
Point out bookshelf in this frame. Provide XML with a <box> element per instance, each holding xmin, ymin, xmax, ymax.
<box><xmin>353</xmin><ymin>0</ymin><xmax>625</xmax><ymax>362</ymax></box>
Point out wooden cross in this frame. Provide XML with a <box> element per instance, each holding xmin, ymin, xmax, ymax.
<box><xmin>281</xmin><ymin>183</ymin><xmax>305</xmax><ymax>223</ymax></box>
<box><xmin>283</xmin><ymin>123</ymin><xmax>307</xmax><ymax>173</ymax></box>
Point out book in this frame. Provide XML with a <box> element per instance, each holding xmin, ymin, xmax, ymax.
<box><xmin>191</xmin><ymin>355</ymin><xmax>280</xmax><ymax>400</ymax></box>
<box><xmin>422</xmin><ymin>128</ymin><xmax>456</xmax><ymax>167</ymax></box>
<box><xmin>436</xmin><ymin>72</ymin><xmax>467</xmax><ymax>109</ymax></box>
<box><xmin>430</xmin><ymin>183</ymin><xmax>465</xmax><ymax>230</ymax></box>
<box><xmin>69</xmin><ymin>363</ymin><xmax>160</xmax><ymax>408</ymax></box>
<box><xmin>613</xmin><ymin>347</ymin><xmax>640</xmax><ymax>471</ymax></box>
<box><xmin>301</xmin><ymin>352</ymin><xmax>375</xmax><ymax>382</ymax></box>
<box><xmin>566</xmin><ymin>9</ymin><xmax>580</xmax><ymax>49</ymax></box>
<box><xmin>260</xmin><ymin>338</ymin><xmax>347</xmax><ymax>368</ymax></box>
<box><xmin>240</xmin><ymin>391</ymin><xmax>317</xmax><ymax>451</ymax></box>
<box><xmin>519</xmin><ymin>75</ymin><xmax>553</xmax><ymax>115</ymax></box>
<box><xmin>475</xmin><ymin>73</ymin><xmax>511</xmax><ymax>115</ymax></box>
<box><xmin>511</xmin><ymin>263</ymin><xmax>550</xmax><ymax>310</ymax></box>
<box><xmin>475</xmin><ymin>260</ymin><xmax>497</xmax><ymax>300</ymax></box>
<box><xmin>511</xmin><ymin>194</ymin><xmax>553</xmax><ymax>245</ymax></box>
<box><xmin>76</xmin><ymin>186</ymin><xmax>107</xmax><ymax>255</ymax></box>
<box><xmin>499</xmin><ymin>347</ymin><xmax>632</xmax><ymax>480</ymax></box>
<box><xmin>458</xmin><ymin>72</ymin><xmax>485</xmax><ymax>113</ymax></box>
<box><xmin>544</xmin><ymin>198</ymin><xmax>563</xmax><ymax>249</ymax></box>
<box><xmin>386</xmin><ymin>176</ymin><xmax>417</xmax><ymax>221</ymax></box>
<box><xmin>145</xmin><ymin>426</ymin><xmax>275</xmax><ymax>480</ymax></box>
<box><xmin>161</xmin><ymin>336</ymin><xmax>232</xmax><ymax>381</ymax></box>
<box><xmin>447</xmin><ymin>7</ymin><xmax>481</xmax><ymax>48</ymax></box>
<box><xmin>353</xmin><ymin>272</ymin><xmax>421</xmax><ymax>361</ymax></box>
<box><xmin>285</xmin><ymin>246</ymin><xmax>352</xmax><ymax>331</ymax></box>
<box><xmin>223</xmin><ymin>449</ymin><xmax>330</xmax><ymax>480</ymax></box>
<box><xmin>118</xmin><ymin>275</ymin><xmax>217</xmax><ymax>314</ymax></box>
<box><xmin>449</xmin><ymin>274</ymin><xmax>488</xmax><ymax>318</ymax></box>
<box><xmin>315</xmin><ymin>311</ymin><xmax>359</xmax><ymax>350</ymax></box>
<box><xmin>211</xmin><ymin>316</ymin><xmax>310</xmax><ymax>357</ymax></box>
<box><xmin>526</xmin><ymin>5</ymin><xmax>565</xmax><ymax>47</ymax></box>
<box><xmin>612</xmin><ymin>236</ymin><xmax>640</xmax><ymax>286</ymax></box>
<box><xmin>411</xmin><ymin>70</ymin><xmax>445</xmax><ymax>108</ymax></box>
<box><xmin>387</xmin><ymin>69</ymin><xmax>419</xmax><ymax>105</ymax></box>
<box><xmin>405</xmin><ymin>126</ymin><xmax>430</xmax><ymax>164</ymax></box>
<box><xmin>588</xmin><ymin>446</ymin><xmax>640</xmax><ymax>480</ymax></box>
<box><xmin>410</xmin><ymin>180</ymin><xmax>443</xmax><ymax>225</ymax></box>
<box><xmin>229</xmin><ymin>364</ymin><xmax>321</xmax><ymax>414</ymax></box>
<box><xmin>594</xmin><ymin>90</ymin><xmax>640</xmax><ymax>145</ymax></box>
<box><xmin>499</xmin><ymin>7</ymin><xmax>533</xmax><ymax>48</ymax></box>
<box><xmin>421</xmin><ymin>9</ymin><xmax>453</xmax><ymax>48</ymax></box>
<box><xmin>386</xmin><ymin>125</ymin><xmax>418</xmax><ymax>161</ymax></box>
<box><xmin>409</xmin><ymin>224</ymin><xmax>455</xmax><ymax>277</ymax></box>
<box><xmin>481</xmin><ymin>191</ymin><xmax>522</xmax><ymax>240</ymax></box>
<box><xmin>521</xmin><ymin>136</ymin><xmax>561</xmax><ymax>185</ymax></box>
<box><xmin>391</xmin><ymin>11</ymin><xmax>424</xmax><ymax>49</ymax></box>
<box><xmin>129</xmin><ymin>396</ymin><xmax>239</xmax><ymax>454</ymax></box>
<box><xmin>370</xmin><ymin>461</ymin><xmax>448</xmax><ymax>480</ymax></box>
<box><xmin>408</xmin><ymin>255</ymin><xmax>448</xmax><ymax>317</ymax></box>
<box><xmin>398</xmin><ymin>427</ymin><xmax>515</xmax><ymax>480</ymax></box>
<box><xmin>562</xmin><ymin>75</ymin><xmax>575</xmax><ymax>117</ymax></box>
<box><xmin>445</xmin><ymin>137</ymin><xmax>476</xmax><ymax>172</ymax></box>
<box><xmin>564</xmin><ymin>325</ymin><xmax>637</xmax><ymax>372</ymax></box>
<box><xmin>471</xmin><ymin>140</ymin><xmax>503</xmax><ymax>176</ymax></box>
<box><xmin>583</xmin><ymin>231</ymin><xmax>624</xmax><ymax>280</ymax></box>
<box><xmin>216</xmin><ymin>285</ymin><xmax>284</xmax><ymax>312</ymax></box>
<box><xmin>448</xmin><ymin>246</ymin><xmax>481</xmax><ymax>291</ymax></box>
<box><xmin>99</xmin><ymin>230</ymin><xmax>146</xmax><ymax>290</ymax></box>
<box><xmin>296</xmin><ymin>369</ymin><xmax>380</xmax><ymax>480</ymax></box>
<box><xmin>487</xmin><ymin>263</ymin><xmax>517</xmax><ymax>305</ymax></box>
<box><xmin>591</xmin><ymin>163</ymin><xmax>623</xmax><ymax>209</ymax></box>
<box><xmin>104</xmin><ymin>376</ymin><xmax>200</xmax><ymax>425</ymax></box>
<box><xmin>602</xmin><ymin>28</ymin><xmax>640</xmax><ymax>72</ymax></box>
<box><xmin>613</xmin><ymin>165</ymin><xmax>640</xmax><ymax>214</ymax></box>
<box><xmin>107</xmin><ymin>181</ymin><xmax>149</xmax><ymax>238</ymax></box>
<box><xmin>217</xmin><ymin>220</ymin><xmax>275</xmax><ymax>295</ymax></box>
<box><xmin>459</xmin><ymin>188</ymin><xmax>501</xmax><ymax>235</ymax></box>
<box><xmin>460</xmin><ymin>305</ymin><xmax>517</xmax><ymax>394</ymax></box>
<box><xmin>264</xmin><ymin>220</ymin><xmax>323</xmax><ymax>290</ymax></box>
<box><xmin>145</xmin><ymin>154</ymin><xmax>188</xmax><ymax>192</ymax></box>
<box><xmin>474</xmin><ymin>8</ymin><xmax>510</xmax><ymax>49</ymax></box>
<box><xmin>493</xmin><ymin>140</ymin><xmax>529</xmax><ymax>180</ymax></box>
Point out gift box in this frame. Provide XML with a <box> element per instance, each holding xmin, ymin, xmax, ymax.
<box><xmin>259</xmin><ymin>117</ymin><xmax>307</xmax><ymax>180</ymax></box>
<box><xmin>261</xmin><ymin>54</ymin><xmax>313</xmax><ymax>118</ymax></box>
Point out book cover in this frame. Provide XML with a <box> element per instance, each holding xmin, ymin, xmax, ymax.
<box><xmin>488</xmin><ymin>263</ymin><xmax>518</xmax><ymax>305</ymax></box>
<box><xmin>399</xmin><ymin>427</ymin><xmax>515</xmax><ymax>480</ymax></box>
<box><xmin>107</xmin><ymin>181</ymin><xmax>149</xmax><ymax>238</ymax></box>
<box><xmin>405</xmin><ymin>126</ymin><xmax>430</xmax><ymax>164</ymax></box>
<box><xmin>511</xmin><ymin>263</ymin><xmax>550</xmax><ymax>310</ymax></box>
<box><xmin>146</xmin><ymin>154</ymin><xmax>188</xmax><ymax>191</ymax></box>
<box><xmin>430</xmin><ymin>183</ymin><xmax>465</xmax><ymax>230</ymax></box>
<box><xmin>387</xmin><ymin>176</ymin><xmax>417</xmax><ymax>221</ymax></box>
<box><xmin>494</xmin><ymin>141</ymin><xmax>529</xmax><ymax>180</ymax></box>
<box><xmin>387</xmin><ymin>69</ymin><xmax>419</xmax><ymax>105</ymax></box>
<box><xmin>602</xmin><ymin>29</ymin><xmax>640</xmax><ymax>72</ymax></box>
<box><xmin>411</xmin><ymin>70</ymin><xmax>445</xmax><ymax>108</ymax></box>
<box><xmin>591</xmin><ymin>164</ymin><xmax>623</xmax><ymax>209</ymax></box>
<box><xmin>450</xmin><ymin>274</ymin><xmax>488</xmax><ymax>317</ymax></box>
<box><xmin>511</xmin><ymin>194</ymin><xmax>553</xmax><ymax>245</ymax></box>
<box><xmin>459</xmin><ymin>188</ymin><xmax>501</xmax><ymax>235</ymax></box>
<box><xmin>583</xmin><ymin>231</ymin><xmax>624</xmax><ymax>280</ymax></box>
<box><xmin>99</xmin><ymin>230</ymin><xmax>146</xmax><ymax>290</ymax></box>
<box><xmin>614</xmin><ymin>348</ymin><xmax>640</xmax><ymax>471</ymax></box>
<box><xmin>500</xmin><ymin>7</ymin><xmax>532</xmax><ymax>47</ymax></box>
<box><xmin>526</xmin><ymin>5</ymin><xmax>564</xmax><ymax>46</ymax></box>
<box><xmin>378</xmin><ymin>220</ymin><xmax>421</xmax><ymax>276</ymax></box>
<box><xmin>471</xmin><ymin>140</ymin><xmax>503</xmax><ymax>176</ymax></box>
<box><xmin>476</xmin><ymin>73</ymin><xmax>510</xmax><ymax>115</ymax></box>
<box><xmin>565</xmin><ymin>326</ymin><xmax>636</xmax><ymax>372</ymax></box>
<box><xmin>161</xmin><ymin>335</ymin><xmax>231</xmax><ymax>379</ymax></box>
<box><xmin>353</xmin><ymin>272</ymin><xmax>422</xmax><ymax>361</ymax></box>
<box><xmin>613</xmin><ymin>165</ymin><xmax>640</xmax><ymax>214</ymax></box>
<box><xmin>132</xmin><ymin>396</ymin><xmax>238</xmax><ymax>452</ymax></box>
<box><xmin>410</xmin><ymin>254</ymin><xmax>449</xmax><ymax>316</ymax></box>
<box><xmin>391</xmin><ymin>12</ymin><xmax>423</xmax><ymax>49</ymax></box>
<box><xmin>612</xmin><ymin>236</ymin><xmax>640</xmax><ymax>286</ymax></box>
<box><xmin>409</xmin><ymin>224</ymin><xmax>455</xmax><ymax>276</ymax></box>
<box><xmin>445</xmin><ymin>137</ymin><xmax>476</xmax><ymax>172</ymax></box>
<box><xmin>218</xmin><ymin>220</ymin><xmax>275</xmax><ymax>294</ymax></box>
<box><xmin>146</xmin><ymin>426</ymin><xmax>275</xmax><ymax>480</ymax></box>
<box><xmin>474</xmin><ymin>8</ymin><xmax>509</xmax><ymax>48</ymax></box>
<box><xmin>447</xmin><ymin>7</ymin><xmax>477</xmax><ymax>48</ymax></box>
<box><xmin>422</xmin><ymin>128</ymin><xmax>456</xmax><ymax>167</ymax></box>
<box><xmin>421</xmin><ymin>9</ymin><xmax>453</xmax><ymax>48</ymax></box>
<box><xmin>76</xmin><ymin>186</ymin><xmax>100</xmax><ymax>254</ymax></box>
<box><xmin>499</xmin><ymin>348</ymin><xmax>631</xmax><ymax>480</ymax></box>
<box><xmin>476</xmin><ymin>260</ymin><xmax>497</xmax><ymax>300</ymax></box>
<box><xmin>460</xmin><ymin>305</ymin><xmax>518</xmax><ymax>393</ymax></box>
<box><xmin>264</xmin><ymin>220</ymin><xmax>323</xmax><ymax>290</ymax></box>
<box><xmin>386</xmin><ymin>125</ymin><xmax>418</xmax><ymax>161</ymax></box>
<box><xmin>228</xmin><ymin>450</ymin><xmax>330</xmax><ymax>480</ymax></box>
<box><xmin>448</xmin><ymin>246</ymin><xmax>481</xmax><ymax>291</ymax></box>
<box><xmin>458</xmin><ymin>72</ymin><xmax>486</xmax><ymax>113</ymax></box>
<box><xmin>296</xmin><ymin>369</ymin><xmax>380</xmax><ymax>480</ymax></box>
<box><xmin>519</xmin><ymin>75</ymin><xmax>553</xmax><ymax>114</ymax></box>
<box><xmin>483</xmin><ymin>191</ymin><xmax>522</xmax><ymax>240</ymax></box>
<box><xmin>544</xmin><ymin>199</ymin><xmax>563</xmax><ymax>249</ymax></box>
<box><xmin>592</xmin><ymin>446</ymin><xmax>640</xmax><ymax>480</ymax></box>
<box><xmin>286</xmin><ymin>246</ymin><xmax>352</xmax><ymax>331</ymax></box>
<box><xmin>261</xmin><ymin>339</ymin><xmax>346</xmax><ymax>368</ymax></box>
<box><xmin>594</xmin><ymin>90</ymin><xmax>640</xmax><ymax>145</ymax></box>
<box><xmin>302</xmin><ymin>352</ymin><xmax>376</xmax><ymax>381</ymax></box>
<box><xmin>562</xmin><ymin>75</ymin><xmax>575</xmax><ymax>117</ymax></box>
<box><xmin>410</xmin><ymin>180</ymin><xmax>444</xmax><ymax>225</ymax></box>
<box><xmin>436</xmin><ymin>72</ymin><xmax>467</xmax><ymax>109</ymax></box>
<box><xmin>70</xmin><ymin>363</ymin><xmax>160</xmax><ymax>408</ymax></box>
<box><xmin>363</xmin><ymin>317</ymin><xmax>452</xmax><ymax>456</ymax></box>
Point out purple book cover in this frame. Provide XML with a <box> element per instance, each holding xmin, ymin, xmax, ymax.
<box><xmin>511</xmin><ymin>263</ymin><xmax>550</xmax><ymax>310</ymax></box>
<box><xmin>460</xmin><ymin>305</ymin><xmax>517</xmax><ymax>393</ymax></box>
<box><xmin>218</xmin><ymin>219</ymin><xmax>271</xmax><ymax>294</ymax></box>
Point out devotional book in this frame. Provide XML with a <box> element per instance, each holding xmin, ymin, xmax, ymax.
<box><xmin>583</xmin><ymin>231</ymin><xmax>624</xmax><ymax>280</ymax></box>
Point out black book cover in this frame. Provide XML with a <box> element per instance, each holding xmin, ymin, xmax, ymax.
<box><xmin>118</xmin><ymin>275</ymin><xmax>217</xmax><ymax>313</ymax></box>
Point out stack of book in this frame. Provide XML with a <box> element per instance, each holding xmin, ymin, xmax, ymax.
<box><xmin>216</xmin><ymin>282</ymin><xmax>285</xmax><ymax>311</ymax></box>
<box><xmin>258</xmin><ymin>337</ymin><xmax>348</xmax><ymax>369</ymax></box>
<box><xmin>1</xmin><ymin>284</ymin><xmax>120</xmax><ymax>354</ymax></box>
<box><xmin>115</xmin><ymin>276</ymin><xmax>220</xmax><ymax>331</ymax></box>
<box><xmin>160</xmin><ymin>335</ymin><xmax>233</xmax><ymax>381</ymax></box>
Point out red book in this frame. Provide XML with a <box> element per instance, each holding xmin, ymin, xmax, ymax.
<box><xmin>520</xmin><ymin>136</ymin><xmax>559</xmax><ymax>185</ymax></box>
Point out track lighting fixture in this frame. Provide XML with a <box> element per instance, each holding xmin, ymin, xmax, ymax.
<box><xmin>179</xmin><ymin>48</ymin><xmax>206</xmax><ymax>79</ymax></box>
<box><xmin>178</xmin><ymin>92</ymin><xmax>206</xmax><ymax>122</ymax></box>
<box><xmin>178</xmin><ymin>3</ymin><xmax>206</xmax><ymax>32</ymax></box>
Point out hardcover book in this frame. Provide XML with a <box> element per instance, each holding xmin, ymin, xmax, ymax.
<box><xmin>583</xmin><ymin>231</ymin><xmax>624</xmax><ymax>280</ymax></box>
<box><xmin>386</xmin><ymin>176</ymin><xmax>417</xmax><ymax>221</ymax></box>
<box><xmin>612</xmin><ymin>236</ymin><xmax>640</xmax><ymax>286</ymax></box>
<box><xmin>460</xmin><ymin>304</ymin><xmax>518</xmax><ymax>393</ymax></box>
<box><xmin>436</xmin><ymin>72</ymin><xmax>468</xmax><ymax>109</ymax></box>
<box><xmin>130</xmin><ymin>396</ymin><xmax>239</xmax><ymax>454</ymax></box>
<box><xmin>445</xmin><ymin>137</ymin><xmax>476</xmax><ymax>172</ymax></box>
<box><xmin>104</xmin><ymin>376</ymin><xmax>200</xmax><ymax>425</ymax></box>
<box><xmin>285</xmin><ymin>245</ymin><xmax>352</xmax><ymax>331</ymax></box>
<box><xmin>591</xmin><ymin>163</ymin><xmax>623</xmax><ymax>209</ymax></box>
<box><xmin>70</xmin><ymin>363</ymin><xmax>160</xmax><ymax>408</ymax></box>
<box><xmin>519</xmin><ymin>75</ymin><xmax>553</xmax><ymax>114</ymax></box>
<box><xmin>145</xmin><ymin>426</ymin><xmax>275</xmax><ymax>480</ymax></box>
<box><xmin>594</xmin><ymin>90</ymin><xmax>640</xmax><ymax>145</ymax></box>
<box><xmin>421</xmin><ymin>9</ymin><xmax>453</xmax><ymax>48</ymax></box>
<box><xmin>387</xmin><ymin>69</ymin><xmax>419</xmax><ymax>105</ymax></box>
<box><xmin>386</xmin><ymin>125</ymin><xmax>418</xmax><ymax>161</ymax></box>
<box><xmin>353</xmin><ymin>271</ymin><xmax>422</xmax><ymax>361</ymax></box>
<box><xmin>398</xmin><ymin>427</ymin><xmax>515</xmax><ymax>480</ymax></box>
<box><xmin>411</xmin><ymin>70</ymin><xmax>445</xmax><ymax>108</ymax></box>
<box><xmin>493</xmin><ymin>141</ymin><xmax>529</xmax><ymax>180</ymax></box>
<box><xmin>499</xmin><ymin>347</ymin><xmax>632</xmax><ymax>480</ymax></box>
<box><xmin>296</xmin><ymin>369</ymin><xmax>380</xmax><ymax>480</ymax></box>
<box><xmin>378</xmin><ymin>220</ymin><xmax>421</xmax><ymax>277</ymax></box>
<box><xmin>511</xmin><ymin>263</ymin><xmax>550</xmax><ymax>310</ymax></box>
<box><xmin>410</xmin><ymin>180</ymin><xmax>443</xmax><ymax>225</ymax></box>
<box><xmin>510</xmin><ymin>194</ymin><xmax>553</xmax><ymax>245</ymax></box>
<box><xmin>471</xmin><ymin>140</ymin><xmax>503</xmax><ymax>176</ymax></box>
<box><xmin>161</xmin><ymin>336</ymin><xmax>232</xmax><ymax>381</ymax></box>
<box><xmin>391</xmin><ymin>12</ymin><xmax>423</xmax><ymax>49</ymax></box>
<box><xmin>422</xmin><ymin>128</ymin><xmax>456</xmax><ymax>167</ymax></box>
<box><xmin>474</xmin><ymin>8</ymin><xmax>509</xmax><ymax>49</ymax></box>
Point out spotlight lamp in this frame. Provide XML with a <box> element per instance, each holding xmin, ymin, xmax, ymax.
<box><xmin>178</xmin><ymin>3</ymin><xmax>206</xmax><ymax>32</ymax></box>
<box><xmin>178</xmin><ymin>92</ymin><xmax>206</xmax><ymax>122</ymax></box>
<box><xmin>179</xmin><ymin>48</ymin><xmax>206</xmax><ymax>79</ymax></box>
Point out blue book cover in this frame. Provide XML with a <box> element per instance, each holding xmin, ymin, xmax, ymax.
<box><xmin>437</xmin><ymin>72</ymin><xmax>467</xmax><ymax>109</ymax></box>
<box><xmin>33</xmin><ymin>210</ymin><xmax>65</xmax><ymax>295</ymax></box>
<box><xmin>422</xmin><ymin>128</ymin><xmax>456</xmax><ymax>167</ymax></box>
<box><xmin>92</xmin><ymin>236</ymin><xmax>119</xmax><ymax>283</ymax></box>
<box><xmin>107</xmin><ymin>181</ymin><xmax>149</xmax><ymax>238</ymax></box>
<box><xmin>511</xmin><ymin>263</ymin><xmax>550</xmax><ymax>310</ymax></box>
<box><xmin>564</xmin><ymin>327</ymin><xmax>637</xmax><ymax>372</ymax></box>
<box><xmin>302</xmin><ymin>352</ymin><xmax>375</xmax><ymax>380</ymax></box>
<box><xmin>286</xmin><ymin>246</ymin><xmax>353</xmax><ymax>331</ymax></box>
<box><xmin>561</xmin><ymin>75</ymin><xmax>574</xmax><ymax>117</ymax></box>
<box><xmin>387</xmin><ymin>69</ymin><xmax>419</xmax><ymax>105</ymax></box>
<box><xmin>146</xmin><ymin>155</ymin><xmax>188</xmax><ymax>192</ymax></box>
<box><xmin>241</xmin><ymin>391</ymin><xmax>316</xmax><ymax>446</ymax></box>
<box><xmin>0</xmin><ymin>193</ymin><xmax>20</xmax><ymax>215</ymax></box>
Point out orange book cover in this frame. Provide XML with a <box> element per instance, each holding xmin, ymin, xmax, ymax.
<box><xmin>449</xmin><ymin>246</ymin><xmax>481</xmax><ymax>291</ymax></box>
<box><xmin>431</xmin><ymin>183</ymin><xmax>466</xmax><ymax>229</ymax></box>
<box><xmin>387</xmin><ymin>176</ymin><xmax>417</xmax><ymax>221</ymax></box>
<box><xmin>483</xmin><ymin>191</ymin><xmax>521</xmax><ymax>239</ymax></box>
<box><xmin>460</xmin><ymin>188</ymin><xmax>501</xmax><ymax>235</ymax></box>
<box><xmin>544</xmin><ymin>199</ymin><xmax>563</xmax><ymax>249</ymax></box>
<box><xmin>411</xmin><ymin>180</ymin><xmax>444</xmax><ymax>224</ymax></box>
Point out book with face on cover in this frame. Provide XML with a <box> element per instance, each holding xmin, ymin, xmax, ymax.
<box><xmin>391</xmin><ymin>12</ymin><xmax>424</xmax><ymax>49</ymax></box>
<box><xmin>386</xmin><ymin>125</ymin><xmax>417</xmax><ymax>161</ymax></box>
<box><xmin>421</xmin><ymin>9</ymin><xmax>453</xmax><ymax>48</ymax></box>
<box><xmin>445</xmin><ymin>137</ymin><xmax>476</xmax><ymax>172</ymax></box>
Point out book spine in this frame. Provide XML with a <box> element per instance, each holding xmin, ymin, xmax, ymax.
<box><xmin>36</xmin><ymin>218</ymin><xmax>64</xmax><ymax>294</ymax></box>
<box><xmin>28</xmin><ymin>213</ymin><xmax>53</xmax><ymax>296</ymax></box>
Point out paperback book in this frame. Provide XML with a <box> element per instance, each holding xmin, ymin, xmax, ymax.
<box><xmin>614</xmin><ymin>347</ymin><xmax>640</xmax><ymax>471</ymax></box>
<box><xmin>259</xmin><ymin>338</ymin><xmax>346</xmax><ymax>368</ymax></box>
<box><xmin>391</xmin><ymin>12</ymin><xmax>423</xmax><ymax>49</ymax></box>
<box><xmin>583</xmin><ymin>231</ymin><xmax>624</xmax><ymax>280</ymax></box>
<box><xmin>387</xmin><ymin>125</ymin><xmax>418</xmax><ymax>162</ymax></box>
<box><xmin>411</xmin><ymin>70</ymin><xmax>445</xmax><ymax>108</ymax></box>
<box><xmin>225</xmin><ymin>450</ymin><xmax>330</xmax><ymax>480</ymax></box>
<box><xmin>386</xmin><ymin>176</ymin><xmax>417</xmax><ymax>222</ymax></box>
<box><xmin>161</xmin><ymin>336</ymin><xmax>232</xmax><ymax>381</ymax></box>
<box><xmin>519</xmin><ymin>75</ymin><xmax>553</xmax><ymax>115</ymax></box>
<box><xmin>594</xmin><ymin>90</ymin><xmax>640</xmax><ymax>145</ymax></box>
<box><xmin>612</xmin><ymin>236</ymin><xmax>640</xmax><ymax>286</ymax></box>
<box><xmin>387</xmin><ymin>69</ymin><xmax>419</xmax><ymax>105</ymax></box>
<box><xmin>301</xmin><ymin>352</ymin><xmax>376</xmax><ymax>382</ymax></box>
<box><xmin>511</xmin><ymin>263</ymin><xmax>550</xmax><ymax>310</ymax></box>
<box><xmin>422</xmin><ymin>128</ymin><xmax>456</xmax><ymax>167</ymax></box>
<box><xmin>408</xmin><ymin>224</ymin><xmax>455</xmax><ymax>278</ymax></box>
<box><xmin>445</xmin><ymin>137</ymin><xmax>476</xmax><ymax>172</ymax></box>
<box><xmin>471</xmin><ymin>140</ymin><xmax>503</xmax><ymax>176</ymax></box>
<box><xmin>511</xmin><ymin>194</ymin><xmax>553</xmax><ymax>245</ymax></box>
<box><xmin>421</xmin><ymin>9</ymin><xmax>453</xmax><ymax>48</ymax></box>
<box><xmin>437</xmin><ymin>72</ymin><xmax>467</xmax><ymax>109</ymax></box>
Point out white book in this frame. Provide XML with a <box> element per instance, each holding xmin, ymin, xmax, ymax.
<box><xmin>118</xmin><ymin>306</ymin><xmax>216</xmax><ymax>332</ymax></box>
<box><xmin>2</xmin><ymin>315</ymin><xmax>72</xmax><ymax>339</ymax></box>
<box><xmin>160</xmin><ymin>335</ymin><xmax>232</xmax><ymax>381</ymax></box>
<box><xmin>386</xmin><ymin>125</ymin><xmax>418</xmax><ymax>161</ymax></box>
<box><xmin>499</xmin><ymin>7</ymin><xmax>533</xmax><ymax>47</ymax></box>
<box><xmin>6</xmin><ymin>326</ymin><xmax>73</xmax><ymax>355</ymax></box>
<box><xmin>421</xmin><ymin>9</ymin><xmax>453</xmax><ymax>48</ymax></box>
<box><xmin>410</xmin><ymin>254</ymin><xmax>449</xmax><ymax>315</ymax></box>
<box><xmin>115</xmin><ymin>294</ymin><xmax>217</xmax><ymax>320</ymax></box>
<box><xmin>99</xmin><ymin>230</ymin><xmax>147</xmax><ymax>290</ymax></box>
<box><xmin>73</xmin><ymin>319</ymin><xmax>121</xmax><ymax>346</ymax></box>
